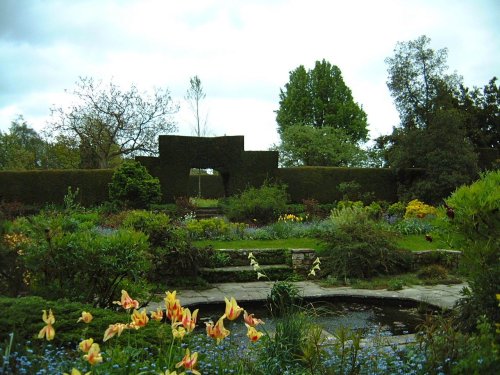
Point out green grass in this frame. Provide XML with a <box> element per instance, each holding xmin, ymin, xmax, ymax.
<box><xmin>193</xmin><ymin>237</ymin><xmax>323</xmax><ymax>250</ymax></box>
<box><xmin>396</xmin><ymin>234</ymin><xmax>451</xmax><ymax>251</ymax></box>
<box><xmin>191</xmin><ymin>197</ymin><xmax>220</xmax><ymax>207</ymax></box>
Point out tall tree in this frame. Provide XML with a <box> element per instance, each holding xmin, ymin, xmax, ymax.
<box><xmin>50</xmin><ymin>77</ymin><xmax>178</xmax><ymax>169</ymax></box>
<box><xmin>380</xmin><ymin>36</ymin><xmax>479</xmax><ymax>203</ymax></box>
<box><xmin>385</xmin><ymin>35</ymin><xmax>460</xmax><ymax>129</ymax></box>
<box><xmin>0</xmin><ymin>116</ymin><xmax>46</xmax><ymax>170</ymax></box>
<box><xmin>275</xmin><ymin>59</ymin><xmax>368</xmax><ymax>166</ymax></box>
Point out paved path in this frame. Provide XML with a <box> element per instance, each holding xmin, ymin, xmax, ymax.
<box><xmin>147</xmin><ymin>281</ymin><xmax>467</xmax><ymax>311</ymax></box>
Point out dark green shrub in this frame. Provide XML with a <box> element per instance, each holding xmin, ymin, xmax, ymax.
<box><xmin>14</xmin><ymin>217</ymin><xmax>151</xmax><ymax>306</ymax></box>
<box><xmin>318</xmin><ymin>206</ymin><xmax>411</xmax><ymax>281</ymax></box>
<box><xmin>122</xmin><ymin>209</ymin><xmax>171</xmax><ymax>248</ymax></box>
<box><xmin>437</xmin><ymin>170</ymin><xmax>500</xmax><ymax>329</ymax></box>
<box><xmin>417</xmin><ymin>264</ymin><xmax>449</xmax><ymax>280</ymax></box>
<box><xmin>0</xmin><ymin>296</ymin><xmax>171</xmax><ymax>350</ymax></box>
<box><xmin>223</xmin><ymin>181</ymin><xmax>289</xmax><ymax>224</ymax></box>
<box><xmin>109</xmin><ymin>160</ymin><xmax>161</xmax><ymax>209</ymax></box>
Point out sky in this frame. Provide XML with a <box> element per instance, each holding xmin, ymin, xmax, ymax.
<box><xmin>0</xmin><ymin>0</ymin><xmax>499</xmax><ymax>151</ymax></box>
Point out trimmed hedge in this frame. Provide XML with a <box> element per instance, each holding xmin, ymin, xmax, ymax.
<box><xmin>0</xmin><ymin>169</ymin><xmax>113</xmax><ymax>206</ymax></box>
<box><xmin>276</xmin><ymin>167</ymin><xmax>398</xmax><ymax>203</ymax></box>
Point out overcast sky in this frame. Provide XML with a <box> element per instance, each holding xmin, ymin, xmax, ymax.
<box><xmin>1</xmin><ymin>0</ymin><xmax>499</xmax><ymax>150</ymax></box>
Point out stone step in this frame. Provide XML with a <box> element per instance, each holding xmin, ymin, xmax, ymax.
<box><xmin>208</xmin><ymin>248</ymin><xmax>288</xmax><ymax>266</ymax></box>
<box><xmin>199</xmin><ymin>264</ymin><xmax>293</xmax><ymax>283</ymax></box>
<box><xmin>194</xmin><ymin>207</ymin><xmax>224</xmax><ymax>219</ymax></box>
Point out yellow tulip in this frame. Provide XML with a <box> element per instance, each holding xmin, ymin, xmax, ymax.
<box><xmin>206</xmin><ymin>316</ymin><xmax>230</xmax><ymax>344</ymax></box>
<box><xmin>77</xmin><ymin>311</ymin><xmax>93</xmax><ymax>324</ymax></box>
<box><xmin>79</xmin><ymin>338</ymin><xmax>93</xmax><ymax>353</ymax></box>
<box><xmin>175</xmin><ymin>348</ymin><xmax>200</xmax><ymax>375</ymax></box>
<box><xmin>171</xmin><ymin>323</ymin><xmax>186</xmax><ymax>340</ymax></box>
<box><xmin>243</xmin><ymin>310</ymin><xmax>264</xmax><ymax>327</ymax></box>
<box><xmin>103</xmin><ymin>323</ymin><xmax>127</xmax><ymax>342</ymax></box>
<box><xmin>130</xmin><ymin>309</ymin><xmax>149</xmax><ymax>329</ymax></box>
<box><xmin>38</xmin><ymin>309</ymin><xmax>55</xmax><ymax>341</ymax></box>
<box><xmin>224</xmin><ymin>296</ymin><xmax>243</xmax><ymax>320</ymax></box>
<box><xmin>181</xmin><ymin>307</ymin><xmax>199</xmax><ymax>333</ymax></box>
<box><xmin>151</xmin><ymin>307</ymin><xmax>164</xmax><ymax>321</ymax></box>
<box><xmin>113</xmin><ymin>290</ymin><xmax>139</xmax><ymax>310</ymax></box>
<box><xmin>163</xmin><ymin>371</ymin><xmax>185</xmax><ymax>375</ymax></box>
<box><xmin>63</xmin><ymin>368</ymin><xmax>91</xmax><ymax>375</ymax></box>
<box><xmin>83</xmin><ymin>343</ymin><xmax>103</xmax><ymax>366</ymax></box>
<box><xmin>245</xmin><ymin>323</ymin><xmax>264</xmax><ymax>342</ymax></box>
<box><xmin>165</xmin><ymin>291</ymin><xmax>183</xmax><ymax>322</ymax></box>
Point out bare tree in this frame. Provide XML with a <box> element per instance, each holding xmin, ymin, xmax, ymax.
<box><xmin>50</xmin><ymin>77</ymin><xmax>178</xmax><ymax>168</ymax></box>
<box><xmin>185</xmin><ymin>75</ymin><xmax>209</xmax><ymax>197</ymax></box>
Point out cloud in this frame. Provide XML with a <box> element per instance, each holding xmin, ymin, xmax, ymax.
<box><xmin>0</xmin><ymin>0</ymin><xmax>498</xmax><ymax>151</ymax></box>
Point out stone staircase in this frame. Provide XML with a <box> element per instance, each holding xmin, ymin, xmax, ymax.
<box><xmin>194</xmin><ymin>207</ymin><xmax>224</xmax><ymax>219</ymax></box>
<box><xmin>199</xmin><ymin>248</ymin><xmax>316</xmax><ymax>283</ymax></box>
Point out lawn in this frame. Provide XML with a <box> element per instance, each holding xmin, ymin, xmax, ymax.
<box><xmin>194</xmin><ymin>234</ymin><xmax>452</xmax><ymax>252</ymax></box>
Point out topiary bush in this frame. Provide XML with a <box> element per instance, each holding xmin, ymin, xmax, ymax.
<box><xmin>318</xmin><ymin>206</ymin><xmax>411</xmax><ymax>281</ymax></box>
<box><xmin>109</xmin><ymin>160</ymin><xmax>162</xmax><ymax>209</ymax></box>
<box><xmin>223</xmin><ymin>181</ymin><xmax>289</xmax><ymax>225</ymax></box>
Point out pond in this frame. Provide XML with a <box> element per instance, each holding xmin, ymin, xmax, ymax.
<box><xmin>192</xmin><ymin>296</ymin><xmax>434</xmax><ymax>337</ymax></box>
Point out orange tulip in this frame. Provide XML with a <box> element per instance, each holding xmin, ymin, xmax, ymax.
<box><xmin>130</xmin><ymin>309</ymin><xmax>149</xmax><ymax>329</ymax></box>
<box><xmin>165</xmin><ymin>291</ymin><xmax>183</xmax><ymax>322</ymax></box>
<box><xmin>77</xmin><ymin>311</ymin><xmax>93</xmax><ymax>324</ymax></box>
<box><xmin>243</xmin><ymin>310</ymin><xmax>264</xmax><ymax>327</ymax></box>
<box><xmin>224</xmin><ymin>296</ymin><xmax>243</xmax><ymax>320</ymax></box>
<box><xmin>38</xmin><ymin>309</ymin><xmax>55</xmax><ymax>341</ymax></box>
<box><xmin>206</xmin><ymin>316</ymin><xmax>230</xmax><ymax>343</ymax></box>
<box><xmin>83</xmin><ymin>343</ymin><xmax>103</xmax><ymax>365</ymax></box>
<box><xmin>103</xmin><ymin>323</ymin><xmax>127</xmax><ymax>342</ymax></box>
<box><xmin>151</xmin><ymin>307</ymin><xmax>164</xmax><ymax>321</ymax></box>
<box><xmin>245</xmin><ymin>323</ymin><xmax>264</xmax><ymax>342</ymax></box>
<box><xmin>79</xmin><ymin>338</ymin><xmax>93</xmax><ymax>353</ymax></box>
<box><xmin>181</xmin><ymin>307</ymin><xmax>199</xmax><ymax>333</ymax></box>
<box><xmin>113</xmin><ymin>290</ymin><xmax>139</xmax><ymax>310</ymax></box>
<box><xmin>175</xmin><ymin>348</ymin><xmax>200</xmax><ymax>375</ymax></box>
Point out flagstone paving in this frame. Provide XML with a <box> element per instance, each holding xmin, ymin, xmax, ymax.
<box><xmin>147</xmin><ymin>281</ymin><xmax>467</xmax><ymax>311</ymax></box>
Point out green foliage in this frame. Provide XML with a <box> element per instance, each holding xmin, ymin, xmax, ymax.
<box><xmin>0</xmin><ymin>295</ymin><xmax>171</xmax><ymax>351</ymax></box>
<box><xmin>276</xmin><ymin>59</ymin><xmax>368</xmax><ymax>143</ymax></box>
<box><xmin>184</xmin><ymin>217</ymin><xmax>246</xmax><ymax>240</ymax></box>
<box><xmin>417</xmin><ymin>264</ymin><xmax>449</xmax><ymax>280</ymax></box>
<box><xmin>267</xmin><ymin>280</ymin><xmax>302</xmax><ymax>317</ymax></box>
<box><xmin>275</xmin><ymin>125</ymin><xmax>367</xmax><ymax>167</ymax></box>
<box><xmin>417</xmin><ymin>314</ymin><xmax>500</xmax><ymax>374</ymax></box>
<box><xmin>387</xmin><ymin>201</ymin><xmax>406</xmax><ymax>217</ymax></box>
<box><xmin>121</xmin><ymin>209</ymin><xmax>171</xmax><ymax>248</ymax></box>
<box><xmin>393</xmin><ymin>218</ymin><xmax>434</xmax><ymax>235</ymax></box>
<box><xmin>223</xmin><ymin>181</ymin><xmax>288</xmax><ymax>224</ymax></box>
<box><xmin>109</xmin><ymin>160</ymin><xmax>162</xmax><ymax>209</ymax></box>
<box><xmin>318</xmin><ymin>206</ymin><xmax>411</xmax><ymax>281</ymax></box>
<box><xmin>439</xmin><ymin>170</ymin><xmax>500</xmax><ymax>328</ymax></box>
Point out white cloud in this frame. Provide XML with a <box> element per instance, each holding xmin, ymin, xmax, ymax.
<box><xmin>0</xmin><ymin>0</ymin><xmax>498</xmax><ymax>151</ymax></box>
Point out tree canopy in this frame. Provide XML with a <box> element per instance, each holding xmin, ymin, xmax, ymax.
<box><xmin>275</xmin><ymin>59</ymin><xmax>368</xmax><ymax>166</ymax></box>
<box><xmin>50</xmin><ymin>77</ymin><xmax>178</xmax><ymax>169</ymax></box>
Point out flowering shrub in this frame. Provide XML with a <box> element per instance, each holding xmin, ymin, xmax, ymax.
<box><xmin>185</xmin><ymin>217</ymin><xmax>247</xmax><ymax>240</ymax></box>
<box><xmin>404</xmin><ymin>199</ymin><xmax>437</xmax><ymax>219</ymax></box>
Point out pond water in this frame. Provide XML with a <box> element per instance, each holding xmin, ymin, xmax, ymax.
<box><xmin>193</xmin><ymin>297</ymin><xmax>432</xmax><ymax>337</ymax></box>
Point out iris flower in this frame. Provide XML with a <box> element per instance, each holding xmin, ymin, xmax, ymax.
<box><xmin>77</xmin><ymin>311</ymin><xmax>93</xmax><ymax>324</ymax></box>
<box><xmin>175</xmin><ymin>348</ymin><xmax>200</xmax><ymax>375</ymax></box>
<box><xmin>113</xmin><ymin>290</ymin><xmax>139</xmax><ymax>310</ymax></box>
<box><xmin>83</xmin><ymin>343</ymin><xmax>103</xmax><ymax>365</ymax></box>
<box><xmin>224</xmin><ymin>297</ymin><xmax>243</xmax><ymax>320</ymax></box>
<box><xmin>38</xmin><ymin>309</ymin><xmax>55</xmax><ymax>341</ymax></box>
